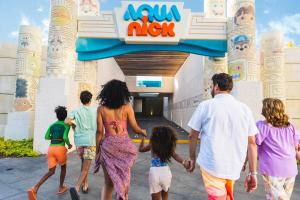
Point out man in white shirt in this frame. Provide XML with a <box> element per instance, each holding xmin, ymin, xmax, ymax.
<box><xmin>188</xmin><ymin>73</ymin><xmax>258</xmax><ymax>200</ymax></box>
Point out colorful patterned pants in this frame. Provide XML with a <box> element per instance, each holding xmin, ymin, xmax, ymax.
<box><xmin>262</xmin><ymin>175</ymin><xmax>295</xmax><ymax>200</ymax></box>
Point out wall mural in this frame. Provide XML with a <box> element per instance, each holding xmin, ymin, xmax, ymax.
<box><xmin>14</xmin><ymin>78</ymin><xmax>33</xmax><ymax>112</ymax></box>
<box><xmin>47</xmin><ymin>0</ymin><xmax>77</xmax><ymax>77</ymax></box>
<box><xmin>48</xmin><ymin>34</ymin><xmax>64</xmax><ymax>65</ymax></box>
<box><xmin>231</xmin><ymin>34</ymin><xmax>252</xmax><ymax>52</ymax></box>
<box><xmin>14</xmin><ymin>26</ymin><xmax>42</xmax><ymax>112</ymax></box>
<box><xmin>207</xmin><ymin>0</ymin><xmax>225</xmax><ymax>17</ymax></box>
<box><xmin>79</xmin><ymin>0</ymin><xmax>99</xmax><ymax>16</ymax></box>
<box><xmin>234</xmin><ymin>5</ymin><xmax>254</xmax><ymax>26</ymax></box>
<box><xmin>228</xmin><ymin>0</ymin><xmax>257</xmax><ymax>81</ymax></box>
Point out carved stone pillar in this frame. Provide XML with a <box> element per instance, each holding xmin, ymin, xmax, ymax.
<box><xmin>75</xmin><ymin>0</ymin><xmax>100</xmax><ymax>104</ymax></box>
<box><xmin>203</xmin><ymin>0</ymin><xmax>228</xmax><ymax>100</ymax></box>
<box><xmin>46</xmin><ymin>0</ymin><xmax>78</xmax><ymax>77</ymax></box>
<box><xmin>4</xmin><ymin>25</ymin><xmax>42</xmax><ymax>140</ymax></box>
<box><xmin>261</xmin><ymin>31</ymin><xmax>286</xmax><ymax>102</ymax></box>
<box><xmin>227</xmin><ymin>0</ymin><xmax>258</xmax><ymax>81</ymax></box>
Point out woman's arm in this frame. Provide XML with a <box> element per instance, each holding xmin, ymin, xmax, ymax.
<box><xmin>127</xmin><ymin>104</ymin><xmax>147</xmax><ymax>137</ymax></box>
<box><xmin>139</xmin><ymin>137</ymin><xmax>151</xmax><ymax>152</ymax></box>
<box><xmin>96</xmin><ymin>107</ymin><xmax>104</xmax><ymax>154</ymax></box>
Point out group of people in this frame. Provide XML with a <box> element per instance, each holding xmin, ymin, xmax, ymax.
<box><xmin>27</xmin><ymin>73</ymin><xmax>299</xmax><ymax>200</ymax></box>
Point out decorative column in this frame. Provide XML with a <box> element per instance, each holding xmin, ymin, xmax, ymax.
<box><xmin>34</xmin><ymin>0</ymin><xmax>78</xmax><ymax>153</ymax></box>
<box><xmin>227</xmin><ymin>0</ymin><xmax>258</xmax><ymax>81</ymax></box>
<box><xmin>74</xmin><ymin>0</ymin><xmax>100</xmax><ymax>105</ymax></box>
<box><xmin>4</xmin><ymin>25</ymin><xmax>42</xmax><ymax>140</ymax></box>
<box><xmin>227</xmin><ymin>0</ymin><xmax>263</xmax><ymax>120</ymax></box>
<box><xmin>75</xmin><ymin>60</ymin><xmax>97</xmax><ymax>104</ymax></box>
<box><xmin>260</xmin><ymin>31</ymin><xmax>286</xmax><ymax>102</ymax></box>
<box><xmin>46</xmin><ymin>0</ymin><xmax>78</xmax><ymax>77</ymax></box>
<box><xmin>203</xmin><ymin>0</ymin><xmax>228</xmax><ymax>100</ymax></box>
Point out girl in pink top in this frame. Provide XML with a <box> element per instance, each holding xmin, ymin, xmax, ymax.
<box><xmin>94</xmin><ymin>80</ymin><xmax>147</xmax><ymax>200</ymax></box>
<box><xmin>256</xmin><ymin>98</ymin><xmax>299</xmax><ymax>200</ymax></box>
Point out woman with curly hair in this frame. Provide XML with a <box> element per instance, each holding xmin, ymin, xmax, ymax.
<box><xmin>94</xmin><ymin>79</ymin><xmax>147</xmax><ymax>200</ymax></box>
<box><xmin>256</xmin><ymin>98</ymin><xmax>299</xmax><ymax>200</ymax></box>
<box><xmin>139</xmin><ymin>126</ymin><xmax>190</xmax><ymax>200</ymax></box>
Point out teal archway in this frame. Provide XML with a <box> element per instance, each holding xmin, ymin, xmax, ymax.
<box><xmin>76</xmin><ymin>38</ymin><xmax>227</xmax><ymax>61</ymax></box>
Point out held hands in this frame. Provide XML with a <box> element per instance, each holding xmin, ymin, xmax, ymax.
<box><xmin>140</xmin><ymin>129</ymin><xmax>147</xmax><ymax>137</ymax></box>
<box><xmin>182</xmin><ymin>159</ymin><xmax>195</xmax><ymax>173</ymax></box>
<box><xmin>182</xmin><ymin>160</ymin><xmax>190</xmax><ymax>169</ymax></box>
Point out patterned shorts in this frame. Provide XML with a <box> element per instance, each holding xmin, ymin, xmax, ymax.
<box><xmin>77</xmin><ymin>146</ymin><xmax>96</xmax><ymax>160</ymax></box>
<box><xmin>201</xmin><ymin>168</ymin><xmax>235</xmax><ymax>200</ymax></box>
<box><xmin>262</xmin><ymin>175</ymin><xmax>295</xmax><ymax>200</ymax></box>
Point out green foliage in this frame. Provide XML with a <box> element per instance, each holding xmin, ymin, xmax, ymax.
<box><xmin>0</xmin><ymin>137</ymin><xmax>40</xmax><ymax>158</ymax></box>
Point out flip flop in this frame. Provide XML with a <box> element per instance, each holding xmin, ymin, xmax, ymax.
<box><xmin>57</xmin><ymin>185</ymin><xmax>68</xmax><ymax>195</ymax></box>
<box><xmin>70</xmin><ymin>187</ymin><xmax>80</xmax><ymax>200</ymax></box>
<box><xmin>27</xmin><ymin>188</ymin><xmax>37</xmax><ymax>200</ymax></box>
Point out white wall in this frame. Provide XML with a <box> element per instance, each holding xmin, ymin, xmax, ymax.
<box><xmin>126</xmin><ymin>76</ymin><xmax>174</xmax><ymax>93</ymax></box>
<box><xmin>164</xmin><ymin>54</ymin><xmax>204</xmax><ymax>131</ymax></box>
<box><xmin>0</xmin><ymin>44</ymin><xmax>17</xmax><ymax>136</ymax></box>
<box><xmin>97</xmin><ymin>57</ymin><xmax>125</xmax><ymax>88</ymax></box>
<box><xmin>285</xmin><ymin>48</ymin><xmax>300</xmax><ymax>131</ymax></box>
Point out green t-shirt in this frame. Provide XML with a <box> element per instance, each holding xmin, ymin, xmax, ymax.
<box><xmin>45</xmin><ymin>121</ymin><xmax>71</xmax><ymax>146</ymax></box>
<box><xmin>69</xmin><ymin>106</ymin><xmax>97</xmax><ymax>147</ymax></box>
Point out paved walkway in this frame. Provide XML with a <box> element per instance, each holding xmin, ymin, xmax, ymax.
<box><xmin>128</xmin><ymin>116</ymin><xmax>189</xmax><ymax>140</ymax></box>
<box><xmin>1</xmin><ymin>144</ymin><xmax>300</xmax><ymax>200</ymax></box>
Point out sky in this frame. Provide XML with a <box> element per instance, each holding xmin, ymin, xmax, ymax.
<box><xmin>0</xmin><ymin>0</ymin><xmax>299</xmax><ymax>46</ymax></box>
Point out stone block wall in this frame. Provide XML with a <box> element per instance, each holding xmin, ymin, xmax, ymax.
<box><xmin>0</xmin><ymin>44</ymin><xmax>17</xmax><ymax>136</ymax></box>
<box><xmin>285</xmin><ymin>48</ymin><xmax>300</xmax><ymax>130</ymax></box>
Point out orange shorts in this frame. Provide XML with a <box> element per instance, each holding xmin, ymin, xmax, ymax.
<box><xmin>201</xmin><ymin>168</ymin><xmax>235</xmax><ymax>200</ymax></box>
<box><xmin>47</xmin><ymin>146</ymin><xmax>67</xmax><ymax>169</ymax></box>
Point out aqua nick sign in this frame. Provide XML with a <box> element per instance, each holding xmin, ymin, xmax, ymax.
<box><xmin>123</xmin><ymin>4</ymin><xmax>181</xmax><ymax>37</ymax></box>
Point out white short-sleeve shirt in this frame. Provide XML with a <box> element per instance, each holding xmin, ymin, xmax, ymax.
<box><xmin>188</xmin><ymin>93</ymin><xmax>258</xmax><ymax>180</ymax></box>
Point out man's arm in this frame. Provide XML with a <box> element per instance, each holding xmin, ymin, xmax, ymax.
<box><xmin>188</xmin><ymin>129</ymin><xmax>200</xmax><ymax>172</ymax></box>
<box><xmin>244</xmin><ymin>135</ymin><xmax>258</xmax><ymax>193</ymax></box>
<box><xmin>247</xmin><ymin>136</ymin><xmax>257</xmax><ymax>174</ymax></box>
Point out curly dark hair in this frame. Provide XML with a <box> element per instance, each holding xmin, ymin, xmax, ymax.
<box><xmin>55</xmin><ymin>106</ymin><xmax>67</xmax><ymax>121</ymax></box>
<box><xmin>97</xmin><ymin>80</ymin><xmax>131</xmax><ymax>109</ymax></box>
<box><xmin>80</xmin><ymin>90</ymin><xmax>93</xmax><ymax>105</ymax></box>
<box><xmin>150</xmin><ymin>126</ymin><xmax>177</xmax><ymax>163</ymax></box>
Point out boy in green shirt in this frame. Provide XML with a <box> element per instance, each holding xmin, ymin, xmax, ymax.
<box><xmin>27</xmin><ymin>106</ymin><xmax>72</xmax><ymax>200</ymax></box>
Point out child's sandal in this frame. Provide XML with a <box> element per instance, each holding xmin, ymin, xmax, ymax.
<box><xmin>57</xmin><ymin>185</ymin><xmax>68</xmax><ymax>195</ymax></box>
<box><xmin>27</xmin><ymin>188</ymin><xmax>37</xmax><ymax>200</ymax></box>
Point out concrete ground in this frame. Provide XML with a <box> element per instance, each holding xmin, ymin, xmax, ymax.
<box><xmin>1</xmin><ymin>144</ymin><xmax>300</xmax><ymax>200</ymax></box>
<box><xmin>1</xmin><ymin>117</ymin><xmax>300</xmax><ymax>200</ymax></box>
<box><xmin>128</xmin><ymin>116</ymin><xmax>189</xmax><ymax>140</ymax></box>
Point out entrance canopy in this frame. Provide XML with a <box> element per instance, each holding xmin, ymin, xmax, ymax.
<box><xmin>76</xmin><ymin>1</ymin><xmax>228</xmax><ymax>61</ymax></box>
